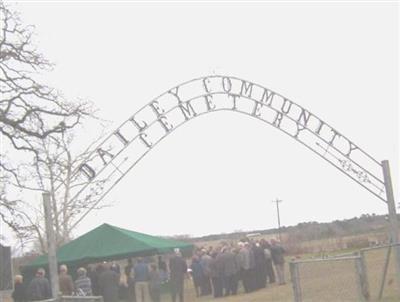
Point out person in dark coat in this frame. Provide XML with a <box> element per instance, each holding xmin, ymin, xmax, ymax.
<box><xmin>237</xmin><ymin>242</ymin><xmax>252</xmax><ymax>293</ymax></box>
<box><xmin>189</xmin><ymin>256</ymin><xmax>203</xmax><ymax>297</ymax></box>
<box><xmin>219</xmin><ymin>247</ymin><xmax>239</xmax><ymax>296</ymax></box>
<box><xmin>210</xmin><ymin>251</ymin><xmax>223</xmax><ymax>298</ymax></box>
<box><xmin>199</xmin><ymin>250</ymin><xmax>212</xmax><ymax>296</ymax></box>
<box><xmin>270</xmin><ymin>239</ymin><xmax>286</xmax><ymax>285</ymax></box>
<box><xmin>12</xmin><ymin>275</ymin><xmax>26</xmax><ymax>302</ymax></box>
<box><xmin>98</xmin><ymin>263</ymin><xmax>120</xmax><ymax>302</ymax></box>
<box><xmin>248</xmin><ymin>243</ymin><xmax>256</xmax><ymax>292</ymax></box>
<box><xmin>90</xmin><ymin>264</ymin><xmax>104</xmax><ymax>296</ymax></box>
<box><xmin>26</xmin><ymin>268</ymin><xmax>51</xmax><ymax>301</ymax></box>
<box><xmin>119</xmin><ymin>270</ymin><xmax>129</xmax><ymax>302</ymax></box>
<box><xmin>253</xmin><ymin>242</ymin><xmax>267</xmax><ymax>290</ymax></box>
<box><xmin>169</xmin><ymin>249</ymin><xmax>187</xmax><ymax>302</ymax></box>
<box><xmin>124</xmin><ymin>259</ymin><xmax>136</xmax><ymax>302</ymax></box>
<box><xmin>157</xmin><ymin>256</ymin><xmax>168</xmax><ymax>283</ymax></box>
<box><xmin>261</xmin><ymin>240</ymin><xmax>276</xmax><ymax>284</ymax></box>
<box><xmin>148</xmin><ymin>264</ymin><xmax>161</xmax><ymax>302</ymax></box>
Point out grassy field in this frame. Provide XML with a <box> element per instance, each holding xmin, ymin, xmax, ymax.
<box><xmin>175</xmin><ymin>245</ymin><xmax>399</xmax><ymax>302</ymax></box>
<box><xmin>2</xmin><ymin>245</ymin><xmax>399</xmax><ymax>302</ymax></box>
<box><xmin>181</xmin><ymin>282</ymin><xmax>293</xmax><ymax>302</ymax></box>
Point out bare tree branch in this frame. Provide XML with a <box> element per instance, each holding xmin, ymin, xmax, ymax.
<box><xmin>0</xmin><ymin>3</ymin><xmax>109</xmax><ymax>250</ymax></box>
<box><xmin>0</xmin><ymin>3</ymin><xmax>92</xmax><ymax>158</ymax></box>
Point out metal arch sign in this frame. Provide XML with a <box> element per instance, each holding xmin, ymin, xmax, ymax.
<box><xmin>68</xmin><ymin>75</ymin><xmax>388</xmax><ymax>227</ymax></box>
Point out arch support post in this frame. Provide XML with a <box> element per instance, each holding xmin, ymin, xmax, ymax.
<box><xmin>381</xmin><ymin>160</ymin><xmax>400</xmax><ymax>293</ymax></box>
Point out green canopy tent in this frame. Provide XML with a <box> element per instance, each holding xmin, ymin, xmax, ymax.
<box><xmin>23</xmin><ymin>223</ymin><xmax>193</xmax><ymax>271</ymax></box>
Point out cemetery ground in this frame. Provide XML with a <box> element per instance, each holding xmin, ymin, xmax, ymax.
<box><xmin>180</xmin><ymin>244</ymin><xmax>399</xmax><ymax>302</ymax></box>
<box><xmin>3</xmin><ymin>232</ymin><xmax>398</xmax><ymax>302</ymax></box>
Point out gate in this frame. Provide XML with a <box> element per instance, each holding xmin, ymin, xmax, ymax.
<box><xmin>290</xmin><ymin>255</ymin><xmax>369</xmax><ymax>302</ymax></box>
<box><xmin>361</xmin><ymin>243</ymin><xmax>400</xmax><ymax>301</ymax></box>
<box><xmin>37</xmin><ymin>75</ymin><xmax>400</xmax><ymax>299</ymax></box>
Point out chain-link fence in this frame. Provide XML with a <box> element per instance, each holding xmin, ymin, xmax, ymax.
<box><xmin>361</xmin><ymin>243</ymin><xmax>400</xmax><ymax>301</ymax></box>
<box><xmin>290</xmin><ymin>244</ymin><xmax>400</xmax><ymax>302</ymax></box>
<box><xmin>290</xmin><ymin>255</ymin><xmax>368</xmax><ymax>302</ymax></box>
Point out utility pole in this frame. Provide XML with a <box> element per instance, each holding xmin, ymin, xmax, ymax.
<box><xmin>272</xmin><ymin>198</ymin><xmax>283</xmax><ymax>242</ymax></box>
<box><xmin>42</xmin><ymin>192</ymin><xmax>59</xmax><ymax>298</ymax></box>
<box><xmin>381</xmin><ymin>160</ymin><xmax>400</xmax><ymax>292</ymax></box>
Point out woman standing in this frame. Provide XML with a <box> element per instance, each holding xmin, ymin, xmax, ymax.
<box><xmin>75</xmin><ymin>267</ymin><xmax>93</xmax><ymax>296</ymax></box>
<box><xmin>12</xmin><ymin>275</ymin><xmax>26</xmax><ymax>302</ymax></box>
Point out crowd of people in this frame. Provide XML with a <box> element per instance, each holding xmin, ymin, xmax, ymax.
<box><xmin>11</xmin><ymin>239</ymin><xmax>285</xmax><ymax>302</ymax></box>
<box><xmin>11</xmin><ymin>249</ymin><xmax>187</xmax><ymax>302</ymax></box>
<box><xmin>188</xmin><ymin>238</ymin><xmax>285</xmax><ymax>299</ymax></box>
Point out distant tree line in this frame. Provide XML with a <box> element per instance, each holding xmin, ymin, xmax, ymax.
<box><xmin>185</xmin><ymin>213</ymin><xmax>397</xmax><ymax>243</ymax></box>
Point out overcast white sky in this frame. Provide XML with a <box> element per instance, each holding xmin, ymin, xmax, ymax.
<box><xmin>6</xmin><ymin>1</ymin><xmax>399</xmax><ymax>241</ymax></box>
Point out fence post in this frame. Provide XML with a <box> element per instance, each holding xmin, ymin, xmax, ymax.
<box><xmin>290</xmin><ymin>261</ymin><xmax>302</xmax><ymax>302</ymax></box>
<box><xmin>360</xmin><ymin>251</ymin><xmax>370</xmax><ymax>301</ymax></box>
<box><xmin>378</xmin><ymin>245</ymin><xmax>392</xmax><ymax>300</ymax></box>
<box><xmin>355</xmin><ymin>254</ymin><xmax>370</xmax><ymax>301</ymax></box>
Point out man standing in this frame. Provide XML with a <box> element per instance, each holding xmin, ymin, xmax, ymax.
<box><xmin>219</xmin><ymin>247</ymin><xmax>239</xmax><ymax>296</ymax></box>
<box><xmin>59</xmin><ymin>264</ymin><xmax>74</xmax><ymax>296</ymax></box>
<box><xmin>148</xmin><ymin>264</ymin><xmax>161</xmax><ymax>302</ymax></box>
<box><xmin>27</xmin><ymin>268</ymin><xmax>51</xmax><ymax>301</ymax></box>
<box><xmin>124</xmin><ymin>259</ymin><xmax>136</xmax><ymax>302</ymax></box>
<box><xmin>189</xmin><ymin>256</ymin><xmax>203</xmax><ymax>297</ymax></box>
<box><xmin>253</xmin><ymin>242</ymin><xmax>267</xmax><ymax>289</ymax></box>
<box><xmin>261</xmin><ymin>240</ymin><xmax>276</xmax><ymax>284</ymax></box>
<box><xmin>133</xmin><ymin>258</ymin><xmax>150</xmax><ymax>302</ymax></box>
<box><xmin>270</xmin><ymin>239</ymin><xmax>286</xmax><ymax>285</ymax></box>
<box><xmin>98</xmin><ymin>263</ymin><xmax>120</xmax><ymax>302</ymax></box>
<box><xmin>248</xmin><ymin>242</ymin><xmax>256</xmax><ymax>292</ymax></box>
<box><xmin>237</xmin><ymin>242</ymin><xmax>251</xmax><ymax>293</ymax></box>
<box><xmin>209</xmin><ymin>251</ymin><xmax>223</xmax><ymax>298</ymax></box>
<box><xmin>199</xmin><ymin>249</ymin><xmax>212</xmax><ymax>296</ymax></box>
<box><xmin>169</xmin><ymin>249</ymin><xmax>187</xmax><ymax>302</ymax></box>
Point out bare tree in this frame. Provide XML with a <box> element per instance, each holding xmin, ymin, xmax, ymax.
<box><xmin>0</xmin><ymin>3</ymin><xmax>89</xmax><ymax>155</ymax></box>
<box><xmin>0</xmin><ymin>3</ymin><xmax>103</xmax><ymax>248</ymax></box>
<box><xmin>5</xmin><ymin>128</ymin><xmax>109</xmax><ymax>252</ymax></box>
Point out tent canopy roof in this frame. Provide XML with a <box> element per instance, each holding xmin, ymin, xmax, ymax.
<box><xmin>24</xmin><ymin>223</ymin><xmax>193</xmax><ymax>270</ymax></box>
